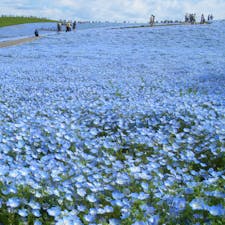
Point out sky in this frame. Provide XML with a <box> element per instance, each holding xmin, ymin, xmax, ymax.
<box><xmin>1</xmin><ymin>0</ymin><xmax>225</xmax><ymax>22</ymax></box>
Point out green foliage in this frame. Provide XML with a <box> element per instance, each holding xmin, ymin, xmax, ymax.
<box><xmin>0</xmin><ymin>15</ymin><xmax>57</xmax><ymax>27</ymax></box>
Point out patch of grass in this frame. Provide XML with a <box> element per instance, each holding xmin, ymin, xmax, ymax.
<box><xmin>0</xmin><ymin>15</ymin><xmax>57</xmax><ymax>28</ymax></box>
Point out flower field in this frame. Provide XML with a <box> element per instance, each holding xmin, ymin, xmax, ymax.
<box><xmin>0</xmin><ymin>21</ymin><xmax>224</xmax><ymax>224</ymax></box>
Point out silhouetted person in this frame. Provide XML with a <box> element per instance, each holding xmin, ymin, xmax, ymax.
<box><xmin>73</xmin><ymin>21</ymin><xmax>77</xmax><ymax>30</ymax></box>
<box><xmin>57</xmin><ymin>22</ymin><xmax>62</xmax><ymax>32</ymax></box>
<box><xmin>150</xmin><ymin>15</ymin><xmax>155</xmax><ymax>26</ymax></box>
<box><xmin>66</xmin><ymin>22</ymin><xmax>71</xmax><ymax>32</ymax></box>
<box><xmin>185</xmin><ymin>13</ymin><xmax>189</xmax><ymax>23</ymax></box>
<box><xmin>200</xmin><ymin>14</ymin><xmax>205</xmax><ymax>24</ymax></box>
<box><xmin>34</xmin><ymin>29</ymin><xmax>39</xmax><ymax>37</ymax></box>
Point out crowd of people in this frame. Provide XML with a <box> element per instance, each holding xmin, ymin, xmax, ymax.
<box><xmin>149</xmin><ymin>13</ymin><xmax>214</xmax><ymax>27</ymax></box>
<box><xmin>185</xmin><ymin>13</ymin><xmax>214</xmax><ymax>24</ymax></box>
<box><xmin>57</xmin><ymin>21</ymin><xmax>77</xmax><ymax>32</ymax></box>
<box><xmin>185</xmin><ymin>13</ymin><xmax>196</xmax><ymax>24</ymax></box>
<box><xmin>34</xmin><ymin>14</ymin><xmax>215</xmax><ymax>37</ymax></box>
<box><xmin>207</xmin><ymin>14</ymin><xmax>214</xmax><ymax>21</ymax></box>
<box><xmin>34</xmin><ymin>20</ymin><xmax>77</xmax><ymax>37</ymax></box>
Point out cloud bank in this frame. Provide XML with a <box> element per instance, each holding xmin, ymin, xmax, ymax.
<box><xmin>1</xmin><ymin>0</ymin><xmax>224</xmax><ymax>22</ymax></box>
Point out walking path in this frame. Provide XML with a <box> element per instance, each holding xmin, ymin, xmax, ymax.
<box><xmin>0</xmin><ymin>36</ymin><xmax>40</xmax><ymax>48</ymax></box>
<box><xmin>113</xmin><ymin>22</ymin><xmax>210</xmax><ymax>30</ymax></box>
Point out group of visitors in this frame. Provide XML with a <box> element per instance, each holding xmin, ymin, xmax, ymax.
<box><xmin>149</xmin><ymin>13</ymin><xmax>214</xmax><ymax>27</ymax></box>
<box><xmin>185</xmin><ymin>13</ymin><xmax>196</xmax><ymax>24</ymax></box>
<box><xmin>208</xmin><ymin>14</ymin><xmax>214</xmax><ymax>21</ymax></box>
<box><xmin>34</xmin><ymin>20</ymin><xmax>77</xmax><ymax>37</ymax></box>
<box><xmin>201</xmin><ymin>14</ymin><xmax>214</xmax><ymax>24</ymax></box>
<box><xmin>185</xmin><ymin>13</ymin><xmax>214</xmax><ymax>24</ymax></box>
<box><xmin>57</xmin><ymin>21</ymin><xmax>77</xmax><ymax>32</ymax></box>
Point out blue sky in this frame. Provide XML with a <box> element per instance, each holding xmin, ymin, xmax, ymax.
<box><xmin>1</xmin><ymin>0</ymin><xmax>224</xmax><ymax>22</ymax></box>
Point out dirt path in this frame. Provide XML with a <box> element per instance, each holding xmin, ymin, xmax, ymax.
<box><xmin>0</xmin><ymin>36</ymin><xmax>40</xmax><ymax>48</ymax></box>
<box><xmin>113</xmin><ymin>22</ymin><xmax>210</xmax><ymax>30</ymax></box>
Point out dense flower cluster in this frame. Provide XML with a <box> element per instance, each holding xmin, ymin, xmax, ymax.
<box><xmin>0</xmin><ymin>21</ymin><xmax>224</xmax><ymax>224</ymax></box>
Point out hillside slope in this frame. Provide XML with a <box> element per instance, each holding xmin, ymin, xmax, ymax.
<box><xmin>0</xmin><ymin>16</ymin><xmax>57</xmax><ymax>27</ymax></box>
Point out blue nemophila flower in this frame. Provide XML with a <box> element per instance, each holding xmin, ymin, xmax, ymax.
<box><xmin>132</xmin><ymin>221</ymin><xmax>146</xmax><ymax>225</ymax></box>
<box><xmin>77</xmin><ymin>205</ymin><xmax>86</xmax><ymax>212</ymax></box>
<box><xmin>121</xmin><ymin>207</ymin><xmax>131</xmax><ymax>219</ymax></box>
<box><xmin>55</xmin><ymin>217</ymin><xmax>79</xmax><ymax>225</ymax></box>
<box><xmin>129</xmin><ymin>192</ymin><xmax>140</xmax><ymax>199</ymax></box>
<box><xmin>103</xmin><ymin>205</ymin><xmax>114</xmax><ymax>213</ymax></box>
<box><xmin>208</xmin><ymin>205</ymin><xmax>225</xmax><ymax>216</ymax></box>
<box><xmin>77</xmin><ymin>188</ymin><xmax>86</xmax><ymax>197</ymax></box>
<box><xmin>89</xmin><ymin>208</ymin><xmax>97</xmax><ymax>216</ymax></box>
<box><xmin>141</xmin><ymin>204</ymin><xmax>155</xmax><ymax>214</ymax></box>
<box><xmin>18</xmin><ymin>209</ymin><xmax>28</xmax><ymax>217</ymax></box>
<box><xmin>84</xmin><ymin>214</ymin><xmax>95</xmax><ymax>222</ymax></box>
<box><xmin>190</xmin><ymin>198</ymin><xmax>208</xmax><ymax>210</ymax></box>
<box><xmin>130</xmin><ymin>166</ymin><xmax>141</xmax><ymax>173</ymax></box>
<box><xmin>28</xmin><ymin>200</ymin><xmax>41</xmax><ymax>210</ymax></box>
<box><xmin>205</xmin><ymin>191</ymin><xmax>225</xmax><ymax>198</ymax></box>
<box><xmin>184</xmin><ymin>188</ymin><xmax>194</xmax><ymax>195</ymax></box>
<box><xmin>109</xmin><ymin>219</ymin><xmax>121</xmax><ymax>225</ymax></box>
<box><xmin>0</xmin><ymin>165</ymin><xmax>9</xmax><ymax>176</ymax></box>
<box><xmin>9</xmin><ymin>169</ymin><xmax>19</xmax><ymax>178</ymax></box>
<box><xmin>116</xmin><ymin>173</ymin><xmax>130</xmax><ymax>185</ymax></box>
<box><xmin>47</xmin><ymin>206</ymin><xmax>61</xmax><ymax>217</ymax></box>
<box><xmin>172</xmin><ymin>197</ymin><xmax>186</xmax><ymax>211</ymax></box>
<box><xmin>141</xmin><ymin>182</ymin><xmax>149</xmax><ymax>192</ymax></box>
<box><xmin>147</xmin><ymin>215</ymin><xmax>160</xmax><ymax>225</ymax></box>
<box><xmin>6</xmin><ymin>197</ymin><xmax>21</xmax><ymax>208</ymax></box>
<box><xmin>137</xmin><ymin>192</ymin><xmax>149</xmax><ymax>200</ymax></box>
<box><xmin>86</xmin><ymin>194</ymin><xmax>97</xmax><ymax>203</ymax></box>
<box><xmin>111</xmin><ymin>199</ymin><xmax>124</xmax><ymax>207</ymax></box>
<box><xmin>0</xmin><ymin>143</ymin><xmax>10</xmax><ymax>154</ymax></box>
<box><xmin>32</xmin><ymin>209</ymin><xmax>41</xmax><ymax>217</ymax></box>
<box><xmin>34</xmin><ymin>220</ymin><xmax>42</xmax><ymax>225</ymax></box>
<box><xmin>112</xmin><ymin>191</ymin><xmax>124</xmax><ymax>200</ymax></box>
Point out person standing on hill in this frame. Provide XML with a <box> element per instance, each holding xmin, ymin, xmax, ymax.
<box><xmin>185</xmin><ymin>13</ymin><xmax>189</xmax><ymax>23</ymax></box>
<box><xmin>73</xmin><ymin>21</ymin><xmax>77</xmax><ymax>30</ymax></box>
<box><xmin>190</xmin><ymin>14</ymin><xmax>196</xmax><ymax>24</ymax></box>
<box><xmin>193</xmin><ymin>14</ymin><xmax>196</xmax><ymax>23</ymax></box>
<box><xmin>57</xmin><ymin>22</ymin><xmax>62</xmax><ymax>32</ymax></box>
<box><xmin>66</xmin><ymin>22</ymin><xmax>71</xmax><ymax>32</ymax></box>
<box><xmin>34</xmin><ymin>29</ymin><xmax>39</xmax><ymax>37</ymax></box>
<box><xmin>208</xmin><ymin>14</ymin><xmax>214</xmax><ymax>21</ymax></box>
<box><xmin>200</xmin><ymin>14</ymin><xmax>205</xmax><ymax>24</ymax></box>
<box><xmin>150</xmin><ymin>15</ymin><xmax>155</xmax><ymax>26</ymax></box>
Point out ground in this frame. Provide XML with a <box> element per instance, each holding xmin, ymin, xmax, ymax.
<box><xmin>0</xmin><ymin>21</ymin><xmax>224</xmax><ymax>225</ymax></box>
